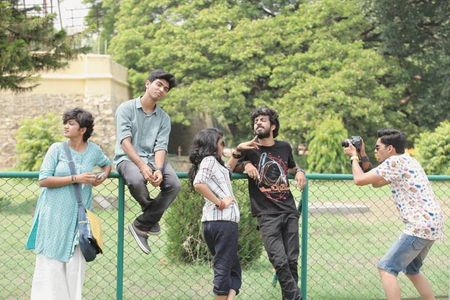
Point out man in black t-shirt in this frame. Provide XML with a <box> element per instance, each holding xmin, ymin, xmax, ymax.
<box><xmin>230</xmin><ymin>107</ymin><xmax>306</xmax><ymax>300</ymax></box>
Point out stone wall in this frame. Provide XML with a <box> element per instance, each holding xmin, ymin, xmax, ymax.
<box><xmin>0</xmin><ymin>54</ymin><xmax>213</xmax><ymax>171</ymax></box>
<box><xmin>0</xmin><ymin>93</ymin><xmax>118</xmax><ymax>169</ymax></box>
<box><xmin>0</xmin><ymin>54</ymin><xmax>130</xmax><ymax>170</ymax></box>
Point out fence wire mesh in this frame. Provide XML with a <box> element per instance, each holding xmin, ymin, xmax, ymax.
<box><xmin>305</xmin><ymin>177</ymin><xmax>449</xmax><ymax>299</ymax></box>
<box><xmin>0</xmin><ymin>173</ymin><xmax>448</xmax><ymax>299</ymax></box>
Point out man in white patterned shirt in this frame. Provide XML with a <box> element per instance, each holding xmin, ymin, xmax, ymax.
<box><xmin>344</xmin><ymin>128</ymin><xmax>444</xmax><ymax>300</ymax></box>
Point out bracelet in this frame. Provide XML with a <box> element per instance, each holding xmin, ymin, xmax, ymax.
<box><xmin>295</xmin><ymin>167</ymin><xmax>305</xmax><ymax>174</ymax></box>
<box><xmin>361</xmin><ymin>156</ymin><xmax>370</xmax><ymax>163</ymax></box>
<box><xmin>232</xmin><ymin>150</ymin><xmax>242</xmax><ymax>159</ymax></box>
<box><xmin>350</xmin><ymin>155</ymin><xmax>360</xmax><ymax>163</ymax></box>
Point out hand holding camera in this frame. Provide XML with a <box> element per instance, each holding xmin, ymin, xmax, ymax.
<box><xmin>342</xmin><ymin>136</ymin><xmax>362</xmax><ymax>158</ymax></box>
<box><xmin>341</xmin><ymin>136</ymin><xmax>363</xmax><ymax>151</ymax></box>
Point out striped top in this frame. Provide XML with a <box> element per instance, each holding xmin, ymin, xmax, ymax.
<box><xmin>193</xmin><ymin>156</ymin><xmax>240</xmax><ymax>223</ymax></box>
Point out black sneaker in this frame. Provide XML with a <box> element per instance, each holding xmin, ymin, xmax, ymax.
<box><xmin>149</xmin><ymin>222</ymin><xmax>161</xmax><ymax>235</ymax></box>
<box><xmin>128</xmin><ymin>223</ymin><xmax>150</xmax><ymax>254</ymax></box>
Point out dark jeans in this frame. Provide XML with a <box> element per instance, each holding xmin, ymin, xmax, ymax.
<box><xmin>203</xmin><ymin>221</ymin><xmax>242</xmax><ymax>296</ymax></box>
<box><xmin>117</xmin><ymin>160</ymin><xmax>181</xmax><ymax>232</ymax></box>
<box><xmin>257</xmin><ymin>213</ymin><xmax>300</xmax><ymax>300</ymax></box>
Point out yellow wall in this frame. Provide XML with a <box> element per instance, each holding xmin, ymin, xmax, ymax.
<box><xmin>0</xmin><ymin>54</ymin><xmax>131</xmax><ymax>169</ymax></box>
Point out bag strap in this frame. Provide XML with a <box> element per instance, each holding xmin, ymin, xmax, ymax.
<box><xmin>63</xmin><ymin>142</ymin><xmax>87</xmax><ymax>221</ymax></box>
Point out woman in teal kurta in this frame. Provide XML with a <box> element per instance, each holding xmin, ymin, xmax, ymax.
<box><xmin>26</xmin><ymin>108</ymin><xmax>111</xmax><ymax>300</ymax></box>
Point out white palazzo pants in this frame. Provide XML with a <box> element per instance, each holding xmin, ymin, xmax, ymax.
<box><xmin>31</xmin><ymin>247</ymin><xmax>86</xmax><ymax>300</ymax></box>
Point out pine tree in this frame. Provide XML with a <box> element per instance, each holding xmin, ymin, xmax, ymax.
<box><xmin>0</xmin><ymin>0</ymin><xmax>84</xmax><ymax>92</ymax></box>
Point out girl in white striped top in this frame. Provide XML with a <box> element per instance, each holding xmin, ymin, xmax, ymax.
<box><xmin>188</xmin><ymin>128</ymin><xmax>241</xmax><ymax>300</ymax></box>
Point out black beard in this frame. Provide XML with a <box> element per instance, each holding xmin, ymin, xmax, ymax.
<box><xmin>255</xmin><ymin>127</ymin><xmax>270</xmax><ymax>139</ymax></box>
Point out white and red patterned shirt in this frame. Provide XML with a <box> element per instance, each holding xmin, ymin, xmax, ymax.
<box><xmin>375</xmin><ymin>154</ymin><xmax>444</xmax><ymax>240</ymax></box>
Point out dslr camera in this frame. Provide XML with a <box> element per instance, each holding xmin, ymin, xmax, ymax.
<box><xmin>341</xmin><ymin>136</ymin><xmax>363</xmax><ymax>151</ymax></box>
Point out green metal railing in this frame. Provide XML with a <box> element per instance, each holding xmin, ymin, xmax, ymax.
<box><xmin>0</xmin><ymin>172</ymin><xmax>448</xmax><ymax>299</ymax></box>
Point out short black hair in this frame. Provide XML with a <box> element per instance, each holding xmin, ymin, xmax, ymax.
<box><xmin>250</xmin><ymin>107</ymin><xmax>280</xmax><ymax>138</ymax></box>
<box><xmin>377</xmin><ymin>128</ymin><xmax>406</xmax><ymax>154</ymax></box>
<box><xmin>148</xmin><ymin>69</ymin><xmax>177</xmax><ymax>90</ymax></box>
<box><xmin>63</xmin><ymin>108</ymin><xmax>94</xmax><ymax>142</ymax></box>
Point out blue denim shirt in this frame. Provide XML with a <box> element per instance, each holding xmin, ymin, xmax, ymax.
<box><xmin>114</xmin><ymin>97</ymin><xmax>171</xmax><ymax>166</ymax></box>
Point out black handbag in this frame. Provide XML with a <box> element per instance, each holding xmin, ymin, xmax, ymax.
<box><xmin>63</xmin><ymin>142</ymin><xmax>102</xmax><ymax>262</ymax></box>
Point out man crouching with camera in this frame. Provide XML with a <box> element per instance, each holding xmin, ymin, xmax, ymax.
<box><xmin>343</xmin><ymin>128</ymin><xmax>444</xmax><ymax>300</ymax></box>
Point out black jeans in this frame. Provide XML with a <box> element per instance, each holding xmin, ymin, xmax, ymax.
<box><xmin>203</xmin><ymin>221</ymin><xmax>242</xmax><ymax>296</ymax></box>
<box><xmin>257</xmin><ymin>213</ymin><xmax>300</xmax><ymax>300</ymax></box>
<box><xmin>117</xmin><ymin>160</ymin><xmax>181</xmax><ymax>231</ymax></box>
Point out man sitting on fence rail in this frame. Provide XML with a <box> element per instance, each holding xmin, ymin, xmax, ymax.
<box><xmin>232</xmin><ymin>107</ymin><xmax>306</xmax><ymax>300</ymax></box>
<box><xmin>114</xmin><ymin>70</ymin><xmax>181</xmax><ymax>254</ymax></box>
<box><xmin>343</xmin><ymin>128</ymin><xmax>444</xmax><ymax>300</ymax></box>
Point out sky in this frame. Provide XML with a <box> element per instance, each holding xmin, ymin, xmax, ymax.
<box><xmin>23</xmin><ymin>0</ymin><xmax>89</xmax><ymax>34</ymax></box>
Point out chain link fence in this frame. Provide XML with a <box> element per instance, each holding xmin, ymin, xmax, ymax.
<box><xmin>304</xmin><ymin>174</ymin><xmax>449</xmax><ymax>300</ymax></box>
<box><xmin>0</xmin><ymin>172</ymin><xmax>448</xmax><ymax>299</ymax></box>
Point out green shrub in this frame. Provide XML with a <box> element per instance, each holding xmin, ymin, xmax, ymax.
<box><xmin>165</xmin><ymin>182</ymin><xmax>210</xmax><ymax>264</ymax></box>
<box><xmin>0</xmin><ymin>196</ymin><xmax>12</xmax><ymax>211</ymax></box>
<box><xmin>15</xmin><ymin>113</ymin><xmax>63</xmax><ymax>171</ymax></box>
<box><xmin>307</xmin><ymin>118</ymin><xmax>349</xmax><ymax>173</ymax></box>
<box><xmin>233</xmin><ymin>180</ymin><xmax>263</xmax><ymax>267</ymax></box>
<box><xmin>165</xmin><ymin>180</ymin><xmax>263</xmax><ymax>268</ymax></box>
<box><xmin>415</xmin><ymin>121</ymin><xmax>450</xmax><ymax>175</ymax></box>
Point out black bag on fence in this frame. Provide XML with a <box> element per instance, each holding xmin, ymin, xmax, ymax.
<box><xmin>77</xmin><ymin>206</ymin><xmax>102</xmax><ymax>262</ymax></box>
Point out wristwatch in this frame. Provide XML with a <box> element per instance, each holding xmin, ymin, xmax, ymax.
<box><xmin>232</xmin><ymin>150</ymin><xmax>242</xmax><ymax>159</ymax></box>
<box><xmin>295</xmin><ymin>167</ymin><xmax>305</xmax><ymax>174</ymax></box>
<box><xmin>350</xmin><ymin>155</ymin><xmax>360</xmax><ymax>163</ymax></box>
<box><xmin>360</xmin><ymin>156</ymin><xmax>370</xmax><ymax>163</ymax></box>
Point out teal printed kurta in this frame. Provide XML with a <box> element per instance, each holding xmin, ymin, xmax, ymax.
<box><xmin>26</xmin><ymin>142</ymin><xmax>111</xmax><ymax>262</ymax></box>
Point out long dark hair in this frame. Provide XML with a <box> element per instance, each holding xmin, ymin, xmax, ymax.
<box><xmin>188</xmin><ymin>128</ymin><xmax>224</xmax><ymax>187</ymax></box>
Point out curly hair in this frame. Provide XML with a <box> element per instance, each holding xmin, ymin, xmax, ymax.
<box><xmin>250</xmin><ymin>107</ymin><xmax>280</xmax><ymax>138</ymax></box>
<box><xmin>188</xmin><ymin>128</ymin><xmax>224</xmax><ymax>187</ymax></box>
<box><xmin>62</xmin><ymin>107</ymin><xmax>94</xmax><ymax>142</ymax></box>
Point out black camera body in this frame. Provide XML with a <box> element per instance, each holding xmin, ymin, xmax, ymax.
<box><xmin>342</xmin><ymin>136</ymin><xmax>363</xmax><ymax>150</ymax></box>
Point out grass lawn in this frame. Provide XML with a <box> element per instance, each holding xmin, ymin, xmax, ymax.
<box><xmin>0</xmin><ymin>177</ymin><xmax>448</xmax><ymax>299</ymax></box>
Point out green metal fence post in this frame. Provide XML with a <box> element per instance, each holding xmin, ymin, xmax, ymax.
<box><xmin>116</xmin><ymin>175</ymin><xmax>125</xmax><ymax>300</ymax></box>
<box><xmin>301</xmin><ymin>179</ymin><xmax>309</xmax><ymax>300</ymax></box>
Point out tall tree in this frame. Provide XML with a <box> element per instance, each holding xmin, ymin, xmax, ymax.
<box><xmin>0</xmin><ymin>0</ymin><xmax>84</xmax><ymax>91</ymax></box>
<box><xmin>110</xmin><ymin>0</ymin><xmax>406</xmax><ymax>145</ymax></box>
<box><xmin>83</xmin><ymin>0</ymin><xmax>120</xmax><ymax>53</ymax></box>
<box><xmin>366</xmin><ymin>0</ymin><xmax>450</xmax><ymax>132</ymax></box>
